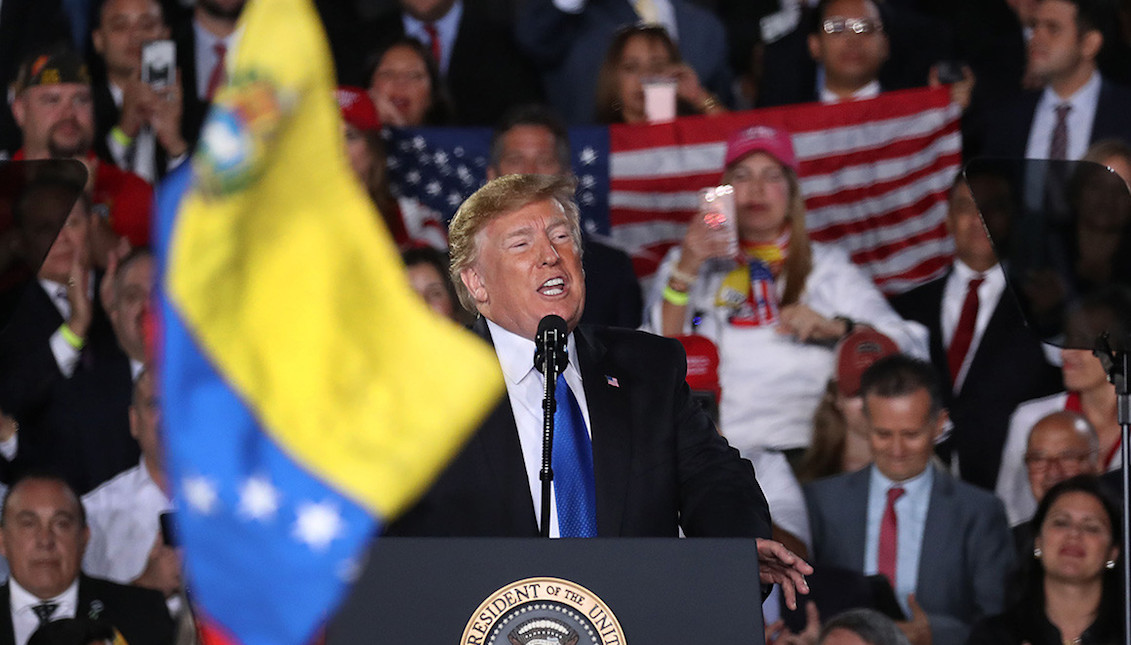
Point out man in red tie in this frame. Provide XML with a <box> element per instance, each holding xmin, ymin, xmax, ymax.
<box><xmin>804</xmin><ymin>354</ymin><xmax>1014</xmax><ymax>645</ymax></box>
<box><xmin>890</xmin><ymin>169</ymin><xmax>1061</xmax><ymax>490</ymax></box>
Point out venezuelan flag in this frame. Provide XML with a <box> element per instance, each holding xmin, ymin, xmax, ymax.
<box><xmin>154</xmin><ymin>0</ymin><xmax>503</xmax><ymax>642</ymax></box>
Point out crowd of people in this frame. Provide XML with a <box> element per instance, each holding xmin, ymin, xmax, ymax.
<box><xmin>0</xmin><ymin>0</ymin><xmax>1128</xmax><ymax>643</ymax></box>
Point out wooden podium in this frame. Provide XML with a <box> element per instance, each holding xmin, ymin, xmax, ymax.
<box><xmin>327</xmin><ymin>538</ymin><xmax>764</xmax><ymax>644</ymax></box>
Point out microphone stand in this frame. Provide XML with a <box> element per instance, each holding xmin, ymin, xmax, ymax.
<box><xmin>1094</xmin><ymin>334</ymin><xmax>1130</xmax><ymax>645</ymax></box>
<box><xmin>537</xmin><ymin>326</ymin><xmax>565</xmax><ymax>539</ymax></box>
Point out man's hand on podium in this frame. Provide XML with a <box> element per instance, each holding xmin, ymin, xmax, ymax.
<box><xmin>756</xmin><ymin>538</ymin><xmax>813</xmax><ymax>610</ymax></box>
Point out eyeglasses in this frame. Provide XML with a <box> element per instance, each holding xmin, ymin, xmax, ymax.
<box><xmin>822</xmin><ymin>17</ymin><xmax>883</xmax><ymax>35</ymax></box>
<box><xmin>1024</xmin><ymin>450</ymin><xmax>1096</xmax><ymax>471</ymax></box>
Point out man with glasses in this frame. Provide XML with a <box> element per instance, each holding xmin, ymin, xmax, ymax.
<box><xmin>1009</xmin><ymin>410</ymin><xmax>1099</xmax><ymax>559</ymax></box>
<box><xmin>761</xmin><ymin>0</ymin><xmax>972</xmax><ymax>109</ymax></box>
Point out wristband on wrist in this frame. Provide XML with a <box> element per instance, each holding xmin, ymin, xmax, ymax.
<box><xmin>834</xmin><ymin>315</ymin><xmax>856</xmax><ymax>337</ymax></box>
<box><xmin>111</xmin><ymin>125</ymin><xmax>134</xmax><ymax>147</ymax></box>
<box><xmin>663</xmin><ymin>284</ymin><xmax>690</xmax><ymax>307</ymax></box>
<box><xmin>60</xmin><ymin>323</ymin><xmax>85</xmax><ymax>350</ymax></box>
<box><xmin>669</xmin><ymin>265</ymin><xmax>698</xmax><ymax>285</ymax></box>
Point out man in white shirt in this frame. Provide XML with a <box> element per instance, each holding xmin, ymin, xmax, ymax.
<box><xmin>891</xmin><ymin>170</ymin><xmax>1061</xmax><ymax>490</ymax></box>
<box><xmin>82</xmin><ymin>369</ymin><xmax>181</xmax><ymax>606</ymax></box>
<box><xmin>805</xmin><ymin>355</ymin><xmax>1014</xmax><ymax>645</ymax></box>
<box><xmin>90</xmin><ymin>0</ymin><xmax>189</xmax><ymax>183</ymax></box>
<box><xmin>0</xmin><ymin>473</ymin><xmax>172</xmax><ymax>645</ymax></box>
<box><xmin>978</xmin><ymin>0</ymin><xmax>1131</xmax><ymax>160</ymax></box>
<box><xmin>387</xmin><ymin>173</ymin><xmax>814</xmax><ymax>608</ymax></box>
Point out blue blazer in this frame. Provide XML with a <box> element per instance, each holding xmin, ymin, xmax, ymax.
<box><xmin>804</xmin><ymin>466</ymin><xmax>1015</xmax><ymax>645</ymax></box>
<box><xmin>976</xmin><ymin>78</ymin><xmax>1131</xmax><ymax>159</ymax></box>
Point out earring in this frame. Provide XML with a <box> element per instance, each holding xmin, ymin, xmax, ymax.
<box><xmin>1033</xmin><ymin>547</ymin><xmax>1042</xmax><ymax>558</ymax></box>
<box><xmin>1106</xmin><ymin>560</ymin><xmax>1116</xmax><ymax>569</ymax></box>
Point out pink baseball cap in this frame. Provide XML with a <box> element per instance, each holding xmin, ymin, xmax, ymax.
<box><xmin>724</xmin><ymin>125</ymin><xmax>798</xmax><ymax>171</ymax></box>
<box><xmin>336</xmin><ymin>86</ymin><xmax>381</xmax><ymax>132</ymax></box>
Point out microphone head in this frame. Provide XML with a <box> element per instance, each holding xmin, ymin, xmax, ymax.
<box><xmin>534</xmin><ymin>315</ymin><xmax>569</xmax><ymax>374</ymax></box>
<box><xmin>536</xmin><ymin>315</ymin><xmax>568</xmax><ymax>340</ymax></box>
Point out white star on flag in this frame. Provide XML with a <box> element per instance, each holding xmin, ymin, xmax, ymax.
<box><xmin>238</xmin><ymin>476</ymin><xmax>281</xmax><ymax>521</ymax></box>
<box><xmin>579</xmin><ymin>146</ymin><xmax>598</xmax><ymax>166</ymax></box>
<box><xmin>183</xmin><ymin>476</ymin><xmax>219</xmax><ymax>515</ymax></box>
<box><xmin>293</xmin><ymin>501</ymin><xmax>344</xmax><ymax>551</ymax></box>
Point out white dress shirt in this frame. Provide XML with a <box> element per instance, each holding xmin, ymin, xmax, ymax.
<box><xmin>486</xmin><ymin>319</ymin><xmax>592</xmax><ymax>539</ymax></box>
<box><xmin>865</xmin><ymin>465</ymin><xmax>933</xmax><ymax>617</ymax></box>
<box><xmin>1025</xmin><ymin>71</ymin><xmax>1102</xmax><ymax>161</ymax></box>
<box><xmin>818</xmin><ymin>75</ymin><xmax>881</xmax><ymax>104</ymax></box>
<box><xmin>940</xmin><ymin>261</ymin><xmax>1006</xmax><ymax>392</ymax></box>
<box><xmin>82</xmin><ymin>459</ymin><xmax>172</xmax><ymax>584</ymax></box>
<box><xmin>9</xmin><ymin>578</ymin><xmax>78</xmax><ymax>645</ymax></box>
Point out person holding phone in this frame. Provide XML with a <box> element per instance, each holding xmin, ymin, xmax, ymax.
<box><xmin>90</xmin><ymin>0</ymin><xmax>188</xmax><ymax>183</ymax></box>
<box><xmin>644</xmin><ymin>125</ymin><xmax>927</xmax><ymax>461</ymax></box>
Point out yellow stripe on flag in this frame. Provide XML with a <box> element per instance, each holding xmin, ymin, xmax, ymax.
<box><xmin>166</xmin><ymin>0</ymin><xmax>501</xmax><ymax>518</ymax></box>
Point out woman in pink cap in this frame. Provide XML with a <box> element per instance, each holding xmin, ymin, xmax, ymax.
<box><xmin>335</xmin><ymin>86</ymin><xmax>447</xmax><ymax>251</ymax></box>
<box><xmin>644</xmin><ymin>124</ymin><xmax>927</xmax><ymax>461</ymax></box>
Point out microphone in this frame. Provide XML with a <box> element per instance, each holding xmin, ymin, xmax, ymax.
<box><xmin>534</xmin><ymin>314</ymin><xmax>568</xmax><ymax>538</ymax></box>
<box><xmin>534</xmin><ymin>314</ymin><xmax>569</xmax><ymax>377</ymax></box>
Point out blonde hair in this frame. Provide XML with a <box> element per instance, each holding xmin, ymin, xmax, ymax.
<box><xmin>721</xmin><ymin>161</ymin><xmax>813</xmax><ymax>305</ymax></box>
<box><xmin>448</xmin><ymin>174</ymin><xmax>582</xmax><ymax>313</ymax></box>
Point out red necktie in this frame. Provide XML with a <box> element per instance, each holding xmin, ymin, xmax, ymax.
<box><xmin>878</xmin><ymin>486</ymin><xmax>905</xmax><ymax>587</ymax></box>
<box><xmin>424</xmin><ymin>23</ymin><xmax>441</xmax><ymax>65</ymax></box>
<box><xmin>1049</xmin><ymin>103</ymin><xmax>1071</xmax><ymax>160</ymax></box>
<box><xmin>947</xmin><ymin>275</ymin><xmax>985</xmax><ymax>386</ymax></box>
<box><xmin>206</xmin><ymin>42</ymin><xmax>227</xmax><ymax>101</ymax></box>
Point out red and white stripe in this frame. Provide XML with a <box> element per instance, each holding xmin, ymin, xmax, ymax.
<box><xmin>607</xmin><ymin>87</ymin><xmax>961</xmax><ymax>295</ymax></box>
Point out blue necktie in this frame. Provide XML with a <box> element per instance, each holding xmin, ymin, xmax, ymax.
<box><xmin>553</xmin><ymin>373</ymin><xmax>597</xmax><ymax>537</ymax></box>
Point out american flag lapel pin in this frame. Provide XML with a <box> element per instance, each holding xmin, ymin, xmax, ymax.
<box><xmin>605</xmin><ymin>375</ymin><xmax>620</xmax><ymax>388</ymax></box>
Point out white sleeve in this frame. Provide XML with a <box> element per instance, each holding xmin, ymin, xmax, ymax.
<box><xmin>806</xmin><ymin>243</ymin><xmax>929</xmax><ymax>358</ymax></box>
<box><xmin>49</xmin><ymin>327</ymin><xmax>82</xmax><ymax>377</ymax></box>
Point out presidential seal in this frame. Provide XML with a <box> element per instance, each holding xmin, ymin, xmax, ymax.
<box><xmin>461</xmin><ymin>577</ymin><xmax>626</xmax><ymax>645</ymax></box>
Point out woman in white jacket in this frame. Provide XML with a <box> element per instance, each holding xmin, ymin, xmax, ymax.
<box><xmin>644</xmin><ymin>124</ymin><xmax>926</xmax><ymax>458</ymax></box>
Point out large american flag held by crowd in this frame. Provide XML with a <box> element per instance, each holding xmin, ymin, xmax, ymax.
<box><xmin>387</xmin><ymin>86</ymin><xmax>961</xmax><ymax>295</ymax></box>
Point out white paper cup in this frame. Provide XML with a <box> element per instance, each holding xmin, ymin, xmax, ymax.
<box><xmin>642</xmin><ymin>77</ymin><xmax>678</xmax><ymax>123</ymax></box>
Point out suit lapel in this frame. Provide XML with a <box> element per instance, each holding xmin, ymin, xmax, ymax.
<box><xmin>470</xmin><ymin>318</ymin><xmax>539</xmax><ymax>535</ymax></box>
<box><xmin>845</xmin><ymin>469</ymin><xmax>871</xmax><ymax>569</ymax></box>
<box><xmin>917</xmin><ymin>470</ymin><xmax>951</xmax><ymax>593</ymax></box>
<box><xmin>574</xmin><ymin>327</ymin><xmax>631</xmax><ymax>536</ymax></box>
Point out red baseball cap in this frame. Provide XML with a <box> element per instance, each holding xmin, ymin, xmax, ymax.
<box><xmin>724</xmin><ymin>125</ymin><xmax>798</xmax><ymax>171</ymax></box>
<box><xmin>835</xmin><ymin>328</ymin><xmax>899</xmax><ymax>398</ymax></box>
<box><xmin>336</xmin><ymin>86</ymin><xmax>381</xmax><ymax>132</ymax></box>
<box><xmin>675</xmin><ymin>335</ymin><xmax>721</xmax><ymax>403</ymax></box>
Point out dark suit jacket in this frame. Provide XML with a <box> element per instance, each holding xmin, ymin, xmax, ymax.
<box><xmin>890</xmin><ymin>269</ymin><xmax>1062</xmax><ymax>489</ymax></box>
<box><xmin>367</xmin><ymin>5</ymin><xmax>543</xmax><ymax>126</ymax></box>
<box><xmin>515</xmin><ymin>0</ymin><xmax>730</xmax><ymax>124</ymax></box>
<box><xmin>579</xmin><ymin>235</ymin><xmax>642</xmax><ymax>329</ymax></box>
<box><xmin>386</xmin><ymin>320</ymin><xmax>771</xmax><ymax>538</ymax></box>
<box><xmin>0</xmin><ymin>280</ymin><xmax>119</xmax><ymax>485</ymax></box>
<box><xmin>974</xmin><ymin>78</ymin><xmax>1131</xmax><ymax>160</ymax></box>
<box><xmin>0</xmin><ymin>575</ymin><xmax>174</xmax><ymax>645</ymax></box>
<box><xmin>805</xmin><ymin>466</ymin><xmax>1015</xmax><ymax>645</ymax></box>
<box><xmin>167</xmin><ymin>14</ymin><xmax>212</xmax><ymax>153</ymax></box>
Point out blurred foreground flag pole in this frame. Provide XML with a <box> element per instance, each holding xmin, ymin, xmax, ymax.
<box><xmin>152</xmin><ymin>0</ymin><xmax>504</xmax><ymax>642</ymax></box>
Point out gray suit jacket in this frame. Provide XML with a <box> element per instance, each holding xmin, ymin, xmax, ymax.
<box><xmin>804</xmin><ymin>466</ymin><xmax>1015</xmax><ymax>645</ymax></box>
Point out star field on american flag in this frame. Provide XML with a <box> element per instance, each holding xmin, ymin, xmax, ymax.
<box><xmin>384</xmin><ymin>126</ymin><xmax>612</xmax><ymax>234</ymax></box>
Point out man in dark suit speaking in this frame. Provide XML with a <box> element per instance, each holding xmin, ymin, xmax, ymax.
<box><xmin>387</xmin><ymin>173</ymin><xmax>812</xmax><ymax>605</ymax></box>
<box><xmin>0</xmin><ymin>472</ymin><xmax>173</xmax><ymax>645</ymax></box>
